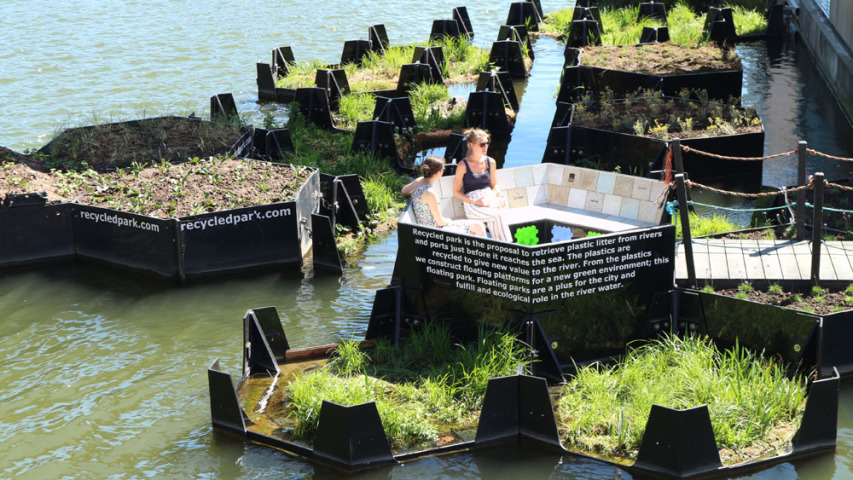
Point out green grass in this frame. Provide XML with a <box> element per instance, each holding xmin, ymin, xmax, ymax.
<box><xmin>409</xmin><ymin>83</ymin><xmax>467</xmax><ymax>131</ymax></box>
<box><xmin>276</xmin><ymin>37</ymin><xmax>488</xmax><ymax>93</ymax></box>
<box><xmin>674</xmin><ymin>211</ymin><xmax>740</xmax><ymax>238</ymax></box>
<box><xmin>768</xmin><ymin>283</ymin><xmax>784</xmax><ymax>295</ymax></box>
<box><xmin>283</xmin><ymin>323</ymin><xmax>531</xmax><ymax>449</ymax></box>
<box><xmin>729</xmin><ymin>5</ymin><xmax>769</xmax><ymax>35</ymax></box>
<box><xmin>336</xmin><ymin>92</ymin><xmax>377</xmax><ymax>128</ymax></box>
<box><xmin>361</xmin><ymin>172</ymin><xmax>405</xmax><ymax>223</ymax></box>
<box><xmin>542</xmin><ymin>1</ymin><xmax>766</xmax><ymax>46</ymax></box>
<box><xmin>556</xmin><ymin>335</ymin><xmax>806</xmax><ymax>461</ymax></box>
<box><xmin>430</xmin><ymin>35</ymin><xmax>492</xmax><ymax>77</ymax></box>
<box><xmin>666</xmin><ymin>2</ymin><xmax>709</xmax><ymax>46</ymax></box>
<box><xmin>274</xmin><ymin>59</ymin><xmax>330</xmax><ymax>89</ymax></box>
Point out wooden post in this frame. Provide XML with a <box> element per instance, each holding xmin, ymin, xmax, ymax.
<box><xmin>672</xmin><ymin>138</ymin><xmax>684</xmax><ymax>176</ymax></box>
<box><xmin>797</xmin><ymin>141</ymin><xmax>807</xmax><ymax>241</ymax></box>
<box><xmin>675</xmin><ymin>174</ymin><xmax>696</xmax><ymax>287</ymax></box>
<box><xmin>810</xmin><ymin>172</ymin><xmax>825</xmax><ymax>287</ymax></box>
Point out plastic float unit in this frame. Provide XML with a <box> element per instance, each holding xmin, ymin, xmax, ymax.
<box><xmin>0</xmin><ymin>119</ymin><xmax>368</xmax><ymax>280</ymax></box>
<box><xmin>544</xmin><ymin>97</ymin><xmax>764</xmax><ymax>184</ymax></box>
<box><xmin>206</xmin><ymin>167</ymin><xmax>840</xmax><ymax>477</ymax></box>
<box><xmin>208</xmin><ymin>288</ymin><xmax>840</xmax><ymax>477</ymax></box>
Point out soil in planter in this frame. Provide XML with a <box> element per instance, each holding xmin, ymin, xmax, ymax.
<box><xmin>710</xmin><ymin>284</ymin><xmax>853</xmax><ymax>315</ymax></box>
<box><xmin>578</xmin><ymin>43</ymin><xmax>742</xmax><ymax>76</ymax></box>
<box><xmin>0</xmin><ymin>155</ymin><xmax>311</xmax><ymax>218</ymax></box>
<box><xmin>571</xmin><ymin>89</ymin><xmax>762</xmax><ymax>141</ymax></box>
<box><xmin>38</xmin><ymin>116</ymin><xmax>244</xmax><ymax>172</ymax></box>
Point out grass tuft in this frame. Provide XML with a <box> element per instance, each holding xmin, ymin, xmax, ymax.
<box><xmin>674</xmin><ymin>212</ymin><xmax>740</xmax><ymax>238</ymax></box>
<box><xmin>556</xmin><ymin>335</ymin><xmax>806</xmax><ymax>462</ymax></box>
<box><xmin>542</xmin><ymin>1</ymin><xmax>766</xmax><ymax>46</ymax></box>
<box><xmin>283</xmin><ymin>324</ymin><xmax>531</xmax><ymax>449</ymax></box>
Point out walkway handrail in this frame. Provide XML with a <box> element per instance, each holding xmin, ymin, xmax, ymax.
<box><xmin>671</xmin><ymin>138</ymin><xmax>853</xmax><ymax>287</ymax></box>
<box><xmin>680</xmin><ymin>144</ymin><xmax>853</xmax><ymax>163</ymax></box>
<box><xmin>684</xmin><ymin>179</ymin><xmax>813</xmax><ymax>198</ymax></box>
<box><xmin>680</xmin><ymin>145</ymin><xmax>798</xmax><ymax>161</ymax></box>
<box><xmin>807</xmin><ymin>149</ymin><xmax>853</xmax><ymax>162</ymax></box>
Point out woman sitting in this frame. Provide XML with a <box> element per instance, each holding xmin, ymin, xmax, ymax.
<box><xmin>452</xmin><ymin>128</ymin><xmax>511</xmax><ymax>241</ymax></box>
<box><xmin>402</xmin><ymin>156</ymin><xmax>486</xmax><ymax>237</ymax></box>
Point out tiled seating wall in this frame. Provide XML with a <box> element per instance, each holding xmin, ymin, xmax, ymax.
<box><xmin>428</xmin><ymin>164</ymin><xmax>667</xmax><ymax>225</ymax></box>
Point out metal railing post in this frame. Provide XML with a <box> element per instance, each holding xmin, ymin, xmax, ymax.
<box><xmin>672</xmin><ymin>138</ymin><xmax>684</xmax><ymax>176</ymax></box>
<box><xmin>797</xmin><ymin>141</ymin><xmax>807</xmax><ymax>241</ymax></box>
<box><xmin>675</xmin><ymin>174</ymin><xmax>696</xmax><ymax>287</ymax></box>
<box><xmin>810</xmin><ymin>172</ymin><xmax>824</xmax><ymax>287</ymax></box>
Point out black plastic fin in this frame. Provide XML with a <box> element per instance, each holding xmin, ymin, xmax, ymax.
<box><xmin>242</xmin><ymin>314</ymin><xmax>280</xmax><ymax>376</ymax></box>
<box><xmin>313</xmin><ymin>401</ymin><xmax>396</xmax><ymax>470</ymax></box>
<box><xmin>311</xmin><ymin>213</ymin><xmax>343</xmax><ymax>274</ymax></box>
<box><xmin>633</xmin><ymin>405</ymin><xmax>723</xmax><ymax>478</ymax></box>
<box><xmin>207</xmin><ymin>359</ymin><xmax>249</xmax><ymax>435</ymax></box>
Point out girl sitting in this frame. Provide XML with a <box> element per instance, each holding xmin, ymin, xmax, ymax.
<box><xmin>402</xmin><ymin>156</ymin><xmax>486</xmax><ymax>237</ymax></box>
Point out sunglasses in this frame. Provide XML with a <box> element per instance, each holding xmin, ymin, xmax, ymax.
<box><xmin>479</xmin><ymin>141</ymin><xmax>490</xmax><ymax>147</ymax></box>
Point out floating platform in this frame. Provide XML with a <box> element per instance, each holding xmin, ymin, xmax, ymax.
<box><xmin>208</xmin><ymin>301</ymin><xmax>839</xmax><ymax>478</ymax></box>
<box><xmin>208</xmin><ymin>166</ymin><xmax>842</xmax><ymax>478</ymax></box>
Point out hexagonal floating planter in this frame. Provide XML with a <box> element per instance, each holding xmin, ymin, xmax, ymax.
<box><xmin>0</xmin><ymin>161</ymin><xmax>323</xmax><ymax>282</ymax></box>
<box><xmin>681</xmin><ymin>286</ymin><xmax>853</xmax><ymax>379</ymax></box>
<box><xmin>206</xmin><ymin>166</ymin><xmax>840</xmax><ymax>476</ymax></box>
<box><xmin>558</xmin><ymin>44</ymin><xmax>744</xmax><ymax>103</ymax></box>
<box><xmin>544</xmin><ymin>94</ymin><xmax>764</xmax><ymax>183</ymax></box>
<box><xmin>0</xmin><ymin>119</ymin><xmax>373</xmax><ymax>281</ymax></box>
<box><xmin>207</xmin><ymin>286</ymin><xmax>840</xmax><ymax>477</ymax></box>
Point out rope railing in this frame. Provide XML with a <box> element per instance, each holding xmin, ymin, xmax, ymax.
<box><xmin>687</xmin><ymin>200</ymin><xmax>792</xmax><ymax>213</ymax></box>
<box><xmin>680</xmin><ymin>145</ymin><xmax>798</xmax><ymax>161</ymax></box>
<box><xmin>827</xmin><ymin>181</ymin><xmax>853</xmax><ymax>192</ymax></box>
<box><xmin>684</xmin><ymin>179</ymin><xmax>813</xmax><ymax>198</ymax></box>
<box><xmin>807</xmin><ymin>149</ymin><xmax>853</xmax><ymax>162</ymax></box>
<box><xmin>680</xmin><ymin>144</ymin><xmax>853</xmax><ymax>163</ymax></box>
<box><xmin>670</xmin><ymin>138</ymin><xmax>853</xmax><ymax>287</ymax></box>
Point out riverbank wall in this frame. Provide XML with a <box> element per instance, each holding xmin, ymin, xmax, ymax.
<box><xmin>793</xmin><ymin>0</ymin><xmax>853</xmax><ymax>125</ymax></box>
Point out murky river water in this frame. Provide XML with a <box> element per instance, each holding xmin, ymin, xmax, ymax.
<box><xmin>2</xmin><ymin>0</ymin><xmax>853</xmax><ymax>478</ymax></box>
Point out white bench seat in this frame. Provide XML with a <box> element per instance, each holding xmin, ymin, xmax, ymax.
<box><xmin>498</xmin><ymin>204</ymin><xmax>654</xmax><ymax>233</ymax></box>
<box><xmin>400</xmin><ymin>164</ymin><xmax>668</xmax><ymax>243</ymax></box>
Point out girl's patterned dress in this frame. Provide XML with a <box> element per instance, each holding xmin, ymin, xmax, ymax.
<box><xmin>411</xmin><ymin>185</ymin><xmax>473</xmax><ymax>234</ymax></box>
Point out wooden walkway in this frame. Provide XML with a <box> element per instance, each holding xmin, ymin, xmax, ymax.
<box><xmin>674</xmin><ymin>239</ymin><xmax>853</xmax><ymax>285</ymax></box>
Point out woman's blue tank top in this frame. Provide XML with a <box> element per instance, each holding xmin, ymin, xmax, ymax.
<box><xmin>461</xmin><ymin>158</ymin><xmax>491</xmax><ymax>193</ymax></box>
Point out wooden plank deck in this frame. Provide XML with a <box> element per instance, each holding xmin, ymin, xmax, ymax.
<box><xmin>675</xmin><ymin>239</ymin><xmax>853</xmax><ymax>285</ymax></box>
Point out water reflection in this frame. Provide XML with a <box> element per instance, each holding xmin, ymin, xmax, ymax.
<box><xmin>740</xmin><ymin>39</ymin><xmax>853</xmax><ymax>187</ymax></box>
